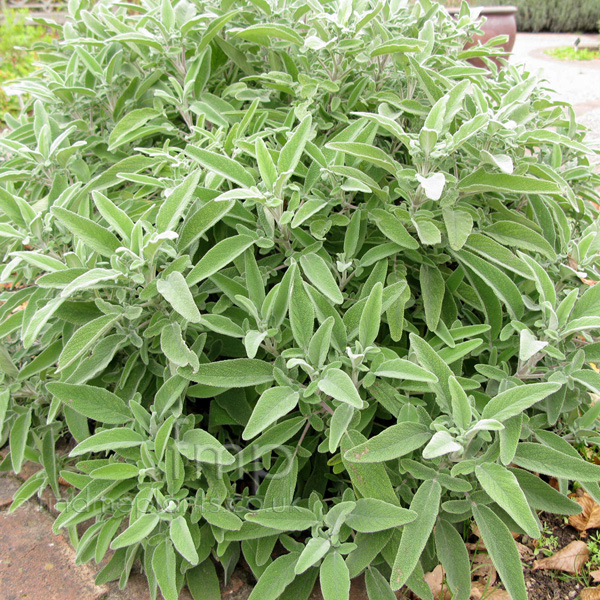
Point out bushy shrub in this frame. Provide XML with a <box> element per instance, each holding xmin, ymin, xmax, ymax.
<box><xmin>1</xmin><ymin>0</ymin><xmax>600</xmax><ymax>598</ymax></box>
<box><xmin>0</xmin><ymin>9</ymin><xmax>55</xmax><ymax>116</ymax></box>
<box><xmin>478</xmin><ymin>0</ymin><xmax>600</xmax><ymax>33</ymax></box>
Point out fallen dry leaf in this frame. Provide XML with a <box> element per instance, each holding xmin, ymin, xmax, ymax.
<box><xmin>466</xmin><ymin>542</ymin><xmax>486</xmax><ymax>551</ymax></box>
<box><xmin>515</xmin><ymin>541</ymin><xmax>533</xmax><ymax>558</ymax></box>
<box><xmin>471</xmin><ymin>523</ymin><xmax>519</xmax><ymax>541</ymax></box>
<box><xmin>580</xmin><ymin>588</ymin><xmax>600</xmax><ymax>600</ymax></box>
<box><xmin>470</xmin><ymin>582</ymin><xmax>510</xmax><ymax>599</ymax></box>
<box><xmin>569</xmin><ymin>256</ymin><xmax>578</xmax><ymax>270</ymax></box>
<box><xmin>466</xmin><ymin>540</ymin><xmax>532</xmax><ymax>558</ymax></box>
<box><xmin>591</xmin><ymin>569</ymin><xmax>600</xmax><ymax>583</ymax></box>
<box><xmin>567</xmin><ymin>256</ymin><xmax>599</xmax><ymax>285</ymax></box>
<box><xmin>425</xmin><ymin>565</ymin><xmax>451</xmax><ymax>600</ymax></box>
<box><xmin>532</xmin><ymin>540</ymin><xmax>589</xmax><ymax>573</ymax></box>
<box><xmin>569</xmin><ymin>491</ymin><xmax>600</xmax><ymax>532</ymax></box>
<box><xmin>471</xmin><ymin>552</ymin><xmax>497</xmax><ymax>586</ymax></box>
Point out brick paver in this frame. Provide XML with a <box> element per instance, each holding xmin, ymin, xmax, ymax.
<box><xmin>0</xmin><ymin>498</ymin><xmax>108</xmax><ymax>600</ymax></box>
<box><xmin>0</xmin><ymin>476</ymin><xmax>20</xmax><ymax>509</ymax></box>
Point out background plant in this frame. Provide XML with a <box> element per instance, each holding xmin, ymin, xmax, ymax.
<box><xmin>0</xmin><ymin>9</ymin><xmax>55</xmax><ymax>117</ymax></box>
<box><xmin>1</xmin><ymin>0</ymin><xmax>600</xmax><ymax>599</ymax></box>
<box><xmin>456</xmin><ymin>0</ymin><xmax>600</xmax><ymax>33</ymax></box>
<box><xmin>546</xmin><ymin>46</ymin><xmax>600</xmax><ymax>61</ymax></box>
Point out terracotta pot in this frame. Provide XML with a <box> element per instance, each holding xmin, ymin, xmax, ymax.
<box><xmin>447</xmin><ymin>6</ymin><xmax>518</xmax><ymax>68</ymax></box>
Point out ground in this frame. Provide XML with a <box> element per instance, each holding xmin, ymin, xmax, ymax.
<box><xmin>1</xmin><ymin>32</ymin><xmax>600</xmax><ymax>600</ymax></box>
<box><xmin>509</xmin><ymin>33</ymin><xmax>600</xmax><ymax>169</ymax></box>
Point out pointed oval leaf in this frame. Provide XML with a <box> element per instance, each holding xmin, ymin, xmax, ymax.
<box><xmin>181</xmin><ymin>358</ymin><xmax>274</xmax><ymax>388</ymax></box>
<box><xmin>69</xmin><ymin>428</ymin><xmax>144</xmax><ymax>457</ymax></box>
<box><xmin>481</xmin><ymin>382</ymin><xmax>562</xmax><ymax>422</ymax></box>
<box><xmin>243</xmin><ymin>386</ymin><xmax>299</xmax><ymax>440</ymax></box>
<box><xmin>46</xmin><ymin>382</ymin><xmax>131</xmax><ymax>424</ymax></box>
<box><xmin>170</xmin><ymin>516</ymin><xmax>199</xmax><ymax>565</ymax></box>
<box><xmin>157</xmin><ymin>272</ymin><xmax>201</xmax><ymax>323</ymax></box>
<box><xmin>52</xmin><ymin>207</ymin><xmax>120</xmax><ymax>257</ymax></box>
<box><xmin>187</xmin><ymin>235</ymin><xmax>255</xmax><ymax>285</ymax></box>
<box><xmin>111</xmin><ymin>513</ymin><xmax>159</xmax><ymax>549</ymax></box>
<box><xmin>472</xmin><ymin>504</ymin><xmax>527</xmax><ymax>600</ymax></box>
<box><xmin>318</xmin><ymin>368</ymin><xmax>363</xmax><ymax>409</ymax></box>
<box><xmin>176</xmin><ymin>429</ymin><xmax>235</xmax><ymax>465</ymax></box>
<box><xmin>185</xmin><ymin>146</ymin><xmax>255</xmax><ymax>187</ymax></box>
<box><xmin>245</xmin><ymin>507</ymin><xmax>318</xmax><ymax>531</ymax></box>
<box><xmin>345</xmin><ymin>499</ymin><xmax>417</xmax><ymax>533</ymax></box>
<box><xmin>475</xmin><ymin>462</ymin><xmax>539</xmax><ymax>538</ymax></box>
<box><xmin>344</xmin><ymin>422</ymin><xmax>431</xmax><ymax>463</ymax></box>
<box><xmin>300</xmin><ymin>254</ymin><xmax>343</xmax><ymax>304</ymax></box>
<box><xmin>391</xmin><ymin>480</ymin><xmax>441</xmax><ymax>590</ymax></box>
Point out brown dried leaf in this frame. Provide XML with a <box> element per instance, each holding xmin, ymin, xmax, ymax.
<box><xmin>516</xmin><ymin>541</ymin><xmax>533</xmax><ymax>558</ymax></box>
<box><xmin>469</xmin><ymin>584</ymin><xmax>486</xmax><ymax>600</ymax></box>
<box><xmin>466</xmin><ymin>541</ymin><xmax>486</xmax><ymax>552</ymax></box>
<box><xmin>568</xmin><ymin>256</ymin><xmax>579</xmax><ymax>271</ymax></box>
<box><xmin>466</xmin><ymin>540</ymin><xmax>532</xmax><ymax>558</ymax></box>
<box><xmin>569</xmin><ymin>492</ymin><xmax>600</xmax><ymax>532</ymax></box>
<box><xmin>532</xmin><ymin>540</ymin><xmax>589</xmax><ymax>574</ymax></box>
<box><xmin>580</xmin><ymin>588</ymin><xmax>600</xmax><ymax>600</ymax></box>
<box><xmin>471</xmin><ymin>552</ymin><xmax>497</xmax><ymax>586</ymax></box>
<box><xmin>470</xmin><ymin>582</ymin><xmax>510</xmax><ymax>599</ymax></box>
<box><xmin>425</xmin><ymin>565</ymin><xmax>451</xmax><ymax>600</ymax></box>
<box><xmin>591</xmin><ymin>569</ymin><xmax>600</xmax><ymax>583</ymax></box>
<box><xmin>568</xmin><ymin>256</ymin><xmax>600</xmax><ymax>285</ymax></box>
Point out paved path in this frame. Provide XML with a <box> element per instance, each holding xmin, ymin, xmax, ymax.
<box><xmin>509</xmin><ymin>33</ymin><xmax>600</xmax><ymax>162</ymax></box>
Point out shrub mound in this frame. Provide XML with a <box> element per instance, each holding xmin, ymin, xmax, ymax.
<box><xmin>1</xmin><ymin>1</ymin><xmax>600</xmax><ymax>598</ymax></box>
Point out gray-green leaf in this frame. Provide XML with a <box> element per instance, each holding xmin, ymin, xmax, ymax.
<box><xmin>318</xmin><ymin>368</ymin><xmax>363</xmax><ymax>409</ymax></box>
<box><xmin>157</xmin><ymin>272</ymin><xmax>201</xmax><ymax>323</ymax></box>
<box><xmin>391</xmin><ymin>479</ymin><xmax>441</xmax><ymax>590</ymax></box>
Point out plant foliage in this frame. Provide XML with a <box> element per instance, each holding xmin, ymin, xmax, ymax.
<box><xmin>0</xmin><ymin>9</ymin><xmax>55</xmax><ymax>116</ymax></box>
<box><xmin>1</xmin><ymin>0</ymin><xmax>600</xmax><ymax>598</ymax></box>
<box><xmin>479</xmin><ymin>0</ymin><xmax>600</xmax><ymax>33</ymax></box>
<box><xmin>546</xmin><ymin>46</ymin><xmax>600</xmax><ymax>61</ymax></box>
